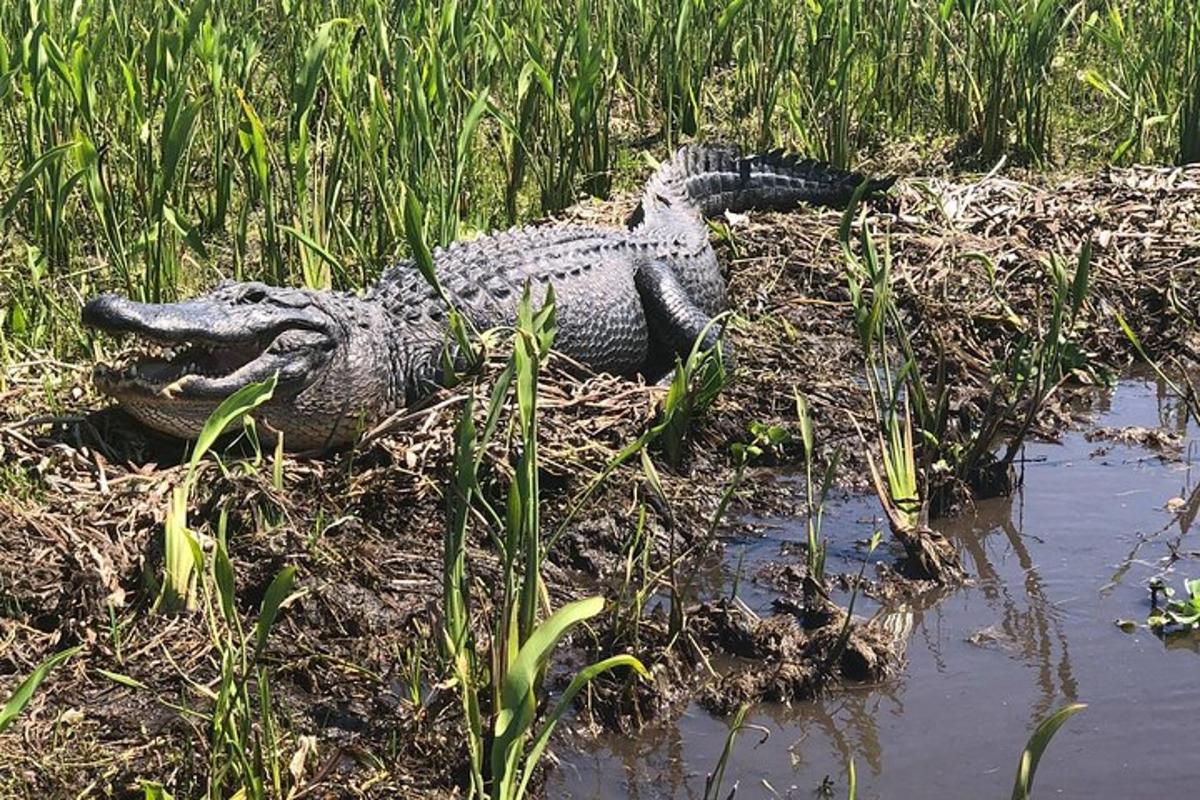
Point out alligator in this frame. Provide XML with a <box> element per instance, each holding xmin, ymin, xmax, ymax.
<box><xmin>83</xmin><ymin>144</ymin><xmax>893</xmax><ymax>450</ymax></box>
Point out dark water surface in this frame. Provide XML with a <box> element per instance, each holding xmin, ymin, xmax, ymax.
<box><xmin>549</xmin><ymin>378</ymin><xmax>1199</xmax><ymax>799</ymax></box>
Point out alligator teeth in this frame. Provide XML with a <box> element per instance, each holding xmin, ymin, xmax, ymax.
<box><xmin>160</xmin><ymin>375</ymin><xmax>190</xmax><ymax>398</ymax></box>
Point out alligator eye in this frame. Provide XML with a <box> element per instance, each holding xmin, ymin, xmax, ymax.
<box><xmin>240</xmin><ymin>287</ymin><xmax>267</xmax><ymax>304</ymax></box>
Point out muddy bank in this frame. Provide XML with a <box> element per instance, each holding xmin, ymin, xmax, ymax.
<box><xmin>551</xmin><ymin>376</ymin><xmax>1199</xmax><ymax>799</ymax></box>
<box><xmin>1</xmin><ymin>164</ymin><xmax>1197</xmax><ymax>796</ymax></box>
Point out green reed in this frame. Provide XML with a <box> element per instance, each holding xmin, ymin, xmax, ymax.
<box><xmin>841</xmin><ymin>199</ymin><xmax>1096</xmax><ymax>519</ymax></box>
<box><xmin>1</xmin><ymin>0</ymin><xmax>1196</xmax><ymax>372</ymax></box>
<box><xmin>440</xmin><ymin>287</ymin><xmax>646</xmax><ymax>800</ymax></box>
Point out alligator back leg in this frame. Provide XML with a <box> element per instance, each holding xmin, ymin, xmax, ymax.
<box><xmin>634</xmin><ymin>258</ymin><xmax>729</xmax><ymax>377</ymax></box>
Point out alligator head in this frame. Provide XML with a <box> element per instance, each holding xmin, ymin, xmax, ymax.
<box><xmin>83</xmin><ymin>281</ymin><xmax>403</xmax><ymax>450</ymax></box>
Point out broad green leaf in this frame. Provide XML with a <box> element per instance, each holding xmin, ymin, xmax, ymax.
<box><xmin>235</xmin><ymin>89</ymin><xmax>269</xmax><ymax>190</ymax></box>
<box><xmin>492</xmin><ymin>596</ymin><xmax>605</xmax><ymax>797</ymax></box>
<box><xmin>715</xmin><ymin>0</ymin><xmax>751</xmax><ymax>39</ymax></box>
<box><xmin>1070</xmin><ymin>241</ymin><xmax>1092</xmax><ymax>320</ymax></box>
<box><xmin>1077</xmin><ymin>67</ymin><xmax>1116</xmax><ymax>98</ymax></box>
<box><xmin>214</xmin><ymin>511</ymin><xmax>236</xmax><ymax>624</ymax></box>
<box><xmin>455</xmin><ymin>88</ymin><xmax>491</xmax><ymax>170</ymax></box>
<box><xmin>160</xmin><ymin>484</ymin><xmax>197</xmax><ymax>613</ymax></box>
<box><xmin>1113</xmin><ymin>310</ymin><xmax>1188</xmax><ymax>400</ymax></box>
<box><xmin>515</xmin><ymin>654</ymin><xmax>647</xmax><ymax>799</ymax></box>
<box><xmin>837</xmin><ymin>177</ymin><xmax>876</xmax><ymax>251</ymax></box>
<box><xmin>254</xmin><ymin>565</ymin><xmax>297</xmax><ymax>661</ymax></box>
<box><xmin>159</xmin><ymin>93</ymin><xmax>204</xmax><ymax>199</ymax></box>
<box><xmin>140</xmin><ymin>782</ymin><xmax>175</xmax><ymax>800</ymax></box>
<box><xmin>188</xmin><ymin>373</ymin><xmax>278</xmax><ymax>477</ymax></box>
<box><xmin>161</xmin><ymin>205</ymin><xmax>208</xmax><ymax>258</ymax></box>
<box><xmin>402</xmin><ymin>188</ymin><xmax>441</xmax><ymax>297</ymax></box>
<box><xmin>1011</xmin><ymin>703</ymin><xmax>1086</xmax><ymax>800</ymax></box>
<box><xmin>0</xmin><ymin>646</ymin><xmax>82</xmax><ymax>733</ymax></box>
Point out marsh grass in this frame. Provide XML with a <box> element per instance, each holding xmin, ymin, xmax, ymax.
<box><xmin>841</xmin><ymin>198</ymin><xmax>1097</xmax><ymax>521</ymax></box>
<box><xmin>1</xmin><ymin>0</ymin><xmax>1197</xmax><ymax>373</ymax></box>
<box><xmin>62</xmin><ymin>372</ymin><xmax>306</xmax><ymax>797</ymax></box>
<box><xmin>198</xmin><ymin>541</ymin><xmax>298</xmax><ymax>800</ymax></box>
<box><xmin>440</xmin><ymin>287</ymin><xmax>648</xmax><ymax>800</ymax></box>
<box><xmin>159</xmin><ymin>374</ymin><xmax>279</xmax><ymax>613</ymax></box>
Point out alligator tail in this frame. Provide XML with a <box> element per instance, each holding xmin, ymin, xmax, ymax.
<box><xmin>630</xmin><ymin>144</ymin><xmax>894</xmax><ymax>228</ymax></box>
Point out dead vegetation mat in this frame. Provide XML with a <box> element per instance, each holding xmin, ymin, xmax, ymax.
<box><xmin>1</xmin><ymin>164</ymin><xmax>1197</xmax><ymax>797</ymax></box>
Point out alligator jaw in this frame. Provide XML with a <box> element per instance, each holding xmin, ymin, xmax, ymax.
<box><xmin>91</xmin><ymin>337</ymin><xmax>298</xmax><ymax>399</ymax></box>
<box><xmin>83</xmin><ymin>292</ymin><xmax>331</xmax><ymax>401</ymax></box>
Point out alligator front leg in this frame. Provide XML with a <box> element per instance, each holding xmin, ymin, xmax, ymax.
<box><xmin>634</xmin><ymin>259</ymin><xmax>732</xmax><ymax>376</ymax></box>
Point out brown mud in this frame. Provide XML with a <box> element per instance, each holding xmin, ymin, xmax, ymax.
<box><xmin>1</xmin><ymin>163</ymin><xmax>1197</xmax><ymax>796</ymax></box>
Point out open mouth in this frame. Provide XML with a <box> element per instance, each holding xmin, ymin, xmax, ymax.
<box><xmin>93</xmin><ymin>336</ymin><xmax>282</xmax><ymax>396</ymax></box>
<box><xmin>83</xmin><ymin>293</ymin><xmax>330</xmax><ymax>399</ymax></box>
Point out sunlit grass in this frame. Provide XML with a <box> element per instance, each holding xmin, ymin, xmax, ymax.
<box><xmin>439</xmin><ymin>286</ymin><xmax>648</xmax><ymax>800</ymax></box>
<box><xmin>1</xmin><ymin>0</ymin><xmax>1196</xmax><ymax>371</ymax></box>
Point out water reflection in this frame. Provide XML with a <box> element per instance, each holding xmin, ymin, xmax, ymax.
<box><xmin>1103</xmin><ymin>447</ymin><xmax>1198</xmax><ymax>595</ymax></box>
<box><xmin>782</xmin><ymin>689</ymin><xmax>891</xmax><ymax>777</ymax></box>
<box><xmin>948</xmin><ymin>491</ymin><xmax>1080</xmax><ymax>723</ymax></box>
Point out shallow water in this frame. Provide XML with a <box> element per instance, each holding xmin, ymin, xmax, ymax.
<box><xmin>549</xmin><ymin>377</ymin><xmax>1199</xmax><ymax>799</ymax></box>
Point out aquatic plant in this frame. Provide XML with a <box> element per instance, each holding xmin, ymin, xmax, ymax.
<box><xmin>1148</xmin><ymin>576</ymin><xmax>1200</xmax><ymax>633</ymax></box>
<box><xmin>839</xmin><ymin>198</ymin><xmax>962</xmax><ymax>580</ymax></box>
<box><xmin>1011</xmin><ymin>703</ymin><xmax>1087</xmax><ymax>800</ymax></box>
<box><xmin>795</xmin><ymin>390</ymin><xmax>840</xmax><ymax>611</ymax></box>
<box><xmin>839</xmin><ymin>188</ymin><xmax>1097</xmax><ymax>580</ymax></box>
<box><xmin>702</xmin><ymin>704</ymin><xmax>769</xmax><ymax>800</ymax></box>
<box><xmin>1079</xmin><ymin>1</ymin><xmax>1200</xmax><ymax>164</ymax></box>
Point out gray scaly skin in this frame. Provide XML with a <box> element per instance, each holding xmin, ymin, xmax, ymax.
<box><xmin>83</xmin><ymin>144</ymin><xmax>893</xmax><ymax>450</ymax></box>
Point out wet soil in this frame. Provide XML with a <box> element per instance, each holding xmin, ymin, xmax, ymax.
<box><xmin>549</xmin><ymin>376</ymin><xmax>1199</xmax><ymax>799</ymax></box>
